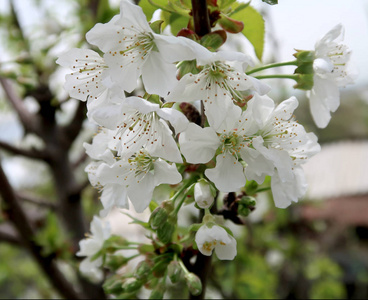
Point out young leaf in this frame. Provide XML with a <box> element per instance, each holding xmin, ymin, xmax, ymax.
<box><xmin>231</xmin><ymin>6</ymin><xmax>265</xmax><ymax>61</ymax></box>
<box><xmin>262</xmin><ymin>0</ymin><xmax>278</xmax><ymax>5</ymax></box>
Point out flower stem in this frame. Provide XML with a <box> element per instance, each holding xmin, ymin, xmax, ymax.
<box><xmin>246</xmin><ymin>61</ymin><xmax>298</xmax><ymax>75</ymax></box>
<box><xmin>254</xmin><ymin>74</ymin><xmax>299</xmax><ymax>81</ymax></box>
<box><xmin>171</xmin><ymin>180</ymin><xmax>195</xmax><ymax>205</ymax></box>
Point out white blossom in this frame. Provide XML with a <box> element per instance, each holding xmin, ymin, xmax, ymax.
<box><xmin>195</xmin><ymin>224</ymin><xmax>237</xmax><ymax>260</ymax></box>
<box><xmin>94</xmin><ymin>149</ymin><xmax>182</xmax><ymax>214</ymax></box>
<box><xmin>92</xmin><ymin>96</ymin><xmax>188</xmax><ymax>163</ymax></box>
<box><xmin>167</xmin><ymin>51</ymin><xmax>270</xmax><ymax>130</ymax></box>
<box><xmin>86</xmin><ymin>0</ymin><xmax>209</xmax><ymax>96</ymax></box>
<box><xmin>308</xmin><ymin>24</ymin><xmax>356</xmax><ymax>128</ymax></box>
<box><xmin>77</xmin><ymin>216</ymin><xmax>111</xmax><ymax>282</ymax></box>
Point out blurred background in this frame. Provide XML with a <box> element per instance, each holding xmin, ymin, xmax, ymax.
<box><xmin>0</xmin><ymin>0</ymin><xmax>368</xmax><ymax>298</ymax></box>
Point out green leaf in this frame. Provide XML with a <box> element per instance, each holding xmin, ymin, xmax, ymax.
<box><xmin>161</xmin><ymin>10</ymin><xmax>190</xmax><ymax>36</ymax></box>
<box><xmin>139</xmin><ymin>0</ymin><xmax>168</xmax><ymax>21</ymax></box>
<box><xmin>262</xmin><ymin>0</ymin><xmax>278</xmax><ymax>5</ymax></box>
<box><xmin>218</xmin><ymin>14</ymin><xmax>244</xmax><ymax>34</ymax></box>
<box><xmin>200</xmin><ymin>30</ymin><xmax>227</xmax><ymax>51</ymax></box>
<box><xmin>231</xmin><ymin>6</ymin><xmax>265</xmax><ymax>61</ymax></box>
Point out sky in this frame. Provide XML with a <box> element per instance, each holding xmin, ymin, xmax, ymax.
<box><xmin>255</xmin><ymin>0</ymin><xmax>368</xmax><ymax>86</ymax></box>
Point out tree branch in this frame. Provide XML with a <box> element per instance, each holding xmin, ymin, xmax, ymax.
<box><xmin>0</xmin><ymin>140</ymin><xmax>47</xmax><ymax>160</ymax></box>
<box><xmin>0</xmin><ymin>77</ymin><xmax>40</xmax><ymax>134</ymax></box>
<box><xmin>17</xmin><ymin>192</ymin><xmax>57</xmax><ymax>210</ymax></box>
<box><xmin>0</xmin><ymin>158</ymin><xmax>85</xmax><ymax>299</ymax></box>
<box><xmin>62</xmin><ymin>101</ymin><xmax>87</xmax><ymax>149</ymax></box>
<box><xmin>0</xmin><ymin>222</ymin><xmax>21</xmax><ymax>246</ymax></box>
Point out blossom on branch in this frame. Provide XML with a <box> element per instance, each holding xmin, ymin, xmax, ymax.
<box><xmin>195</xmin><ymin>224</ymin><xmax>237</xmax><ymax>260</ymax></box>
<box><xmin>308</xmin><ymin>24</ymin><xmax>355</xmax><ymax>128</ymax></box>
<box><xmin>77</xmin><ymin>216</ymin><xmax>111</xmax><ymax>282</ymax></box>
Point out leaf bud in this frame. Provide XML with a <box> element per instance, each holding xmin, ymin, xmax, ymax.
<box><xmin>184</xmin><ymin>273</ymin><xmax>202</xmax><ymax>296</ymax></box>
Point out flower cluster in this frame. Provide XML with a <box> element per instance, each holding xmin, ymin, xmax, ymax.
<box><xmin>57</xmin><ymin>0</ymin><xmax>354</xmax><ymax>296</ymax></box>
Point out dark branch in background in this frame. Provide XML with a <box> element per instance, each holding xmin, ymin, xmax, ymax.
<box><xmin>17</xmin><ymin>192</ymin><xmax>57</xmax><ymax>210</ymax></box>
<box><xmin>0</xmin><ymin>140</ymin><xmax>47</xmax><ymax>160</ymax></box>
<box><xmin>62</xmin><ymin>101</ymin><xmax>87</xmax><ymax>149</ymax></box>
<box><xmin>0</xmin><ymin>158</ymin><xmax>85</xmax><ymax>299</ymax></box>
<box><xmin>0</xmin><ymin>78</ymin><xmax>40</xmax><ymax>134</ymax></box>
<box><xmin>0</xmin><ymin>223</ymin><xmax>21</xmax><ymax>246</ymax></box>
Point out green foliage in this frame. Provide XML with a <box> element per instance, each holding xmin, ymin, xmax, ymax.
<box><xmin>231</xmin><ymin>5</ymin><xmax>265</xmax><ymax>61</ymax></box>
<box><xmin>262</xmin><ymin>0</ymin><xmax>278</xmax><ymax>4</ymax></box>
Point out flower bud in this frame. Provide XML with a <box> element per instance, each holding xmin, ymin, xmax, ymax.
<box><xmin>194</xmin><ymin>180</ymin><xmax>214</xmax><ymax>209</ymax></box>
<box><xmin>105</xmin><ymin>255</ymin><xmax>130</xmax><ymax>271</ymax></box>
<box><xmin>167</xmin><ymin>261</ymin><xmax>183</xmax><ymax>283</ymax></box>
<box><xmin>103</xmin><ymin>276</ymin><xmax>124</xmax><ymax>295</ymax></box>
<box><xmin>149</xmin><ymin>283</ymin><xmax>165</xmax><ymax>299</ymax></box>
<box><xmin>238</xmin><ymin>196</ymin><xmax>256</xmax><ymax>217</ymax></box>
<box><xmin>185</xmin><ymin>273</ymin><xmax>202</xmax><ymax>296</ymax></box>
<box><xmin>134</xmin><ymin>260</ymin><xmax>151</xmax><ymax>281</ymax></box>
<box><xmin>157</xmin><ymin>222</ymin><xmax>175</xmax><ymax>244</ymax></box>
<box><xmin>122</xmin><ymin>277</ymin><xmax>143</xmax><ymax>293</ymax></box>
<box><xmin>103</xmin><ymin>235</ymin><xmax>128</xmax><ymax>253</ymax></box>
<box><xmin>293</xmin><ymin>50</ymin><xmax>315</xmax><ymax>90</ymax></box>
<box><xmin>149</xmin><ymin>207</ymin><xmax>168</xmax><ymax>230</ymax></box>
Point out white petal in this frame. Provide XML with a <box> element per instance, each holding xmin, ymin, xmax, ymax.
<box><xmin>179</xmin><ymin>123</ymin><xmax>220</xmax><ymax>164</ymax></box>
<box><xmin>157</xmin><ymin>108</ymin><xmax>189</xmax><ymax>134</ymax></box>
<box><xmin>152</xmin><ymin>159</ymin><xmax>182</xmax><ymax>186</ymax></box>
<box><xmin>214</xmin><ymin>235</ymin><xmax>237</xmax><ymax>260</ymax></box>
<box><xmin>142</xmin><ymin>51</ymin><xmax>178</xmax><ymax>97</ymax></box>
<box><xmin>127</xmin><ymin>173</ymin><xmax>155</xmax><ymax>213</ymax></box>
<box><xmin>205</xmin><ymin>154</ymin><xmax>246</xmax><ymax>192</ymax></box>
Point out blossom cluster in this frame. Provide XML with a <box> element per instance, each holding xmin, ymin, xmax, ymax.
<box><xmin>57</xmin><ymin>0</ymin><xmax>354</xmax><ymax>292</ymax></box>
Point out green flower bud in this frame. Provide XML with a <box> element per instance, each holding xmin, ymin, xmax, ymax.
<box><xmin>185</xmin><ymin>273</ymin><xmax>202</xmax><ymax>296</ymax></box>
<box><xmin>103</xmin><ymin>276</ymin><xmax>124</xmax><ymax>295</ymax></box>
<box><xmin>122</xmin><ymin>277</ymin><xmax>143</xmax><ymax>293</ymax></box>
<box><xmin>238</xmin><ymin>196</ymin><xmax>256</xmax><ymax>217</ymax></box>
<box><xmin>105</xmin><ymin>255</ymin><xmax>130</xmax><ymax>271</ymax></box>
<box><xmin>168</xmin><ymin>261</ymin><xmax>183</xmax><ymax>283</ymax></box>
<box><xmin>157</xmin><ymin>222</ymin><xmax>175</xmax><ymax>244</ymax></box>
<box><xmin>293</xmin><ymin>50</ymin><xmax>316</xmax><ymax>90</ymax></box>
<box><xmin>103</xmin><ymin>235</ymin><xmax>128</xmax><ymax>253</ymax></box>
<box><xmin>149</xmin><ymin>283</ymin><xmax>165</xmax><ymax>299</ymax></box>
<box><xmin>134</xmin><ymin>260</ymin><xmax>151</xmax><ymax>281</ymax></box>
<box><xmin>149</xmin><ymin>207</ymin><xmax>168</xmax><ymax>230</ymax></box>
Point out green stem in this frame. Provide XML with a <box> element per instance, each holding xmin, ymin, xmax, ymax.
<box><xmin>254</xmin><ymin>74</ymin><xmax>299</xmax><ymax>81</ymax></box>
<box><xmin>246</xmin><ymin>61</ymin><xmax>298</xmax><ymax>75</ymax></box>
<box><xmin>171</xmin><ymin>180</ymin><xmax>195</xmax><ymax>204</ymax></box>
<box><xmin>173</xmin><ymin>193</ymin><xmax>189</xmax><ymax>216</ymax></box>
<box><xmin>178</xmin><ymin>258</ymin><xmax>190</xmax><ymax>275</ymax></box>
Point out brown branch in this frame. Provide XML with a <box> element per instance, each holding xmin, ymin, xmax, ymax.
<box><xmin>17</xmin><ymin>192</ymin><xmax>57</xmax><ymax>210</ymax></box>
<box><xmin>0</xmin><ymin>222</ymin><xmax>21</xmax><ymax>245</ymax></box>
<box><xmin>0</xmin><ymin>77</ymin><xmax>40</xmax><ymax>134</ymax></box>
<box><xmin>0</xmin><ymin>157</ymin><xmax>85</xmax><ymax>299</ymax></box>
<box><xmin>0</xmin><ymin>140</ymin><xmax>47</xmax><ymax>160</ymax></box>
<box><xmin>191</xmin><ymin>0</ymin><xmax>211</xmax><ymax>37</ymax></box>
<box><xmin>62</xmin><ymin>101</ymin><xmax>87</xmax><ymax>149</ymax></box>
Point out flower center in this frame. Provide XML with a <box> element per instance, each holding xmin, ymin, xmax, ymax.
<box><xmin>202</xmin><ymin>62</ymin><xmax>244</xmax><ymax>103</ymax></box>
<box><xmin>128</xmin><ymin>149</ymin><xmax>155</xmax><ymax>178</ymax></box>
<box><xmin>219</xmin><ymin>131</ymin><xmax>252</xmax><ymax>158</ymax></box>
